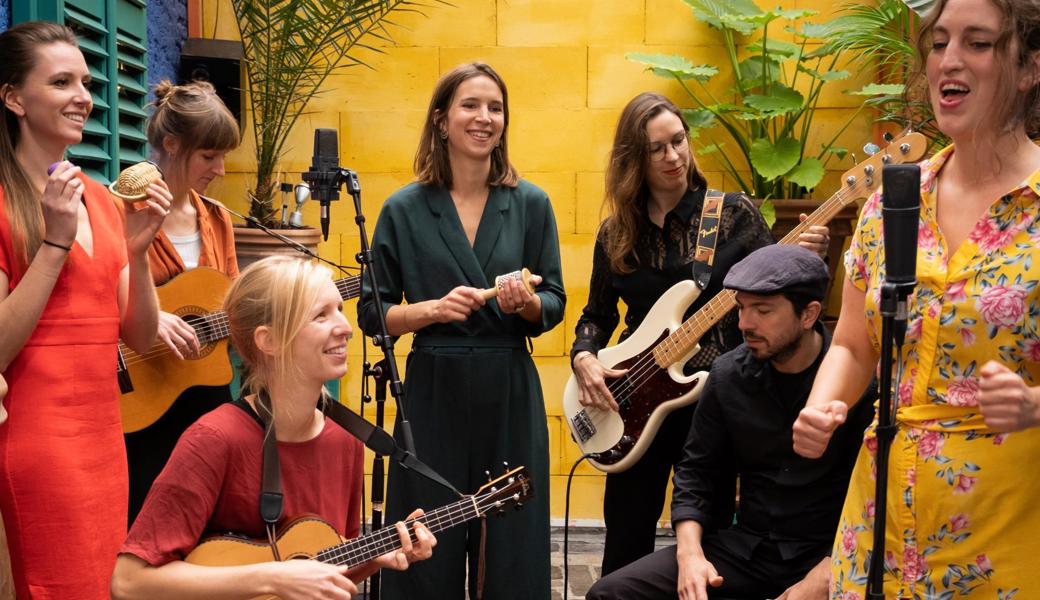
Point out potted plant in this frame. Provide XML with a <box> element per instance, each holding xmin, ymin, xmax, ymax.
<box><xmin>231</xmin><ymin>0</ymin><xmax>427</xmax><ymax>230</ymax></box>
<box><xmin>628</xmin><ymin>0</ymin><xmax>903</xmax><ymax>228</ymax></box>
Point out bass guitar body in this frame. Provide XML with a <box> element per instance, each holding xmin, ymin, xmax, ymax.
<box><xmin>562</xmin><ymin>280</ymin><xmax>708</xmax><ymax>473</ymax></box>
<box><xmin>119</xmin><ymin>268</ymin><xmax>233</xmax><ymax>433</ymax></box>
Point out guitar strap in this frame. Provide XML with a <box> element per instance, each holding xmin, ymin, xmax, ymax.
<box><xmin>256</xmin><ymin>391</ymin><xmax>462</xmax><ymax>560</ymax></box>
<box><xmin>692</xmin><ymin>189</ymin><xmax>726</xmax><ymax>290</ymax></box>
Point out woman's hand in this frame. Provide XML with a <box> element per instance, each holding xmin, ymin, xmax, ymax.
<box><xmin>124</xmin><ymin>181</ymin><xmax>172</xmax><ymax>257</ymax></box>
<box><xmin>266</xmin><ymin>560</ymin><xmax>358</xmax><ymax>600</ymax></box>
<box><xmin>792</xmin><ymin>400</ymin><xmax>847</xmax><ymax>458</ymax></box>
<box><xmin>372</xmin><ymin>509</ymin><xmax>437</xmax><ymax>572</ymax></box>
<box><xmin>41</xmin><ymin>161</ymin><xmax>84</xmax><ymax>248</ymax></box>
<box><xmin>427</xmin><ymin>286</ymin><xmax>486</xmax><ymax>323</ymax></box>
<box><xmin>572</xmin><ymin>351</ymin><xmax>627</xmax><ymax>412</ymax></box>
<box><xmin>497</xmin><ymin>273</ymin><xmax>542</xmax><ymax>314</ymax></box>
<box><xmin>796</xmin><ymin>213</ymin><xmax>830</xmax><ymax>259</ymax></box>
<box><xmin>157</xmin><ymin>310</ymin><xmax>200</xmax><ymax>360</ymax></box>
<box><xmin>979</xmin><ymin>360</ymin><xmax>1040</xmax><ymax>432</ymax></box>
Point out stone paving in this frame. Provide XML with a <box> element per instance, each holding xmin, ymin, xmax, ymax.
<box><xmin>551</xmin><ymin>526</ymin><xmax>675</xmax><ymax>600</ymax></box>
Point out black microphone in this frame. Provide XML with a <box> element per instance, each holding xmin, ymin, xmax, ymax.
<box><xmin>301</xmin><ymin>128</ymin><xmax>342</xmax><ymax>241</ymax></box>
<box><xmin>881</xmin><ymin>164</ymin><xmax>921</xmax><ymax>290</ymax></box>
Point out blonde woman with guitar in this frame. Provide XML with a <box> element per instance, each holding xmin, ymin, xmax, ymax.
<box><xmin>123</xmin><ymin>79</ymin><xmax>242</xmax><ymax>524</ymax></box>
<box><xmin>570</xmin><ymin>92</ymin><xmax>830</xmax><ymax>576</ymax></box>
<box><xmin>112</xmin><ymin>256</ymin><xmax>435</xmax><ymax>600</ymax></box>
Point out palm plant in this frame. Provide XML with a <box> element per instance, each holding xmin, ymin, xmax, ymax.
<box><xmin>232</xmin><ymin>0</ymin><xmax>432</xmax><ymax>226</ymax></box>
<box><xmin>824</xmin><ymin>0</ymin><xmax>946</xmax><ymax>152</ymax></box>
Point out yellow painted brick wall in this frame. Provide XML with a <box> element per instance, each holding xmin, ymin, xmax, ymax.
<box><xmin>199</xmin><ymin>0</ymin><xmax>875</xmax><ymax>524</ymax></box>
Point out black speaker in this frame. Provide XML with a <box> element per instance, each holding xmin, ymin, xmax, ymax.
<box><xmin>178</xmin><ymin>38</ymin><xmax>244</xmax><ymax>125</ymax></box>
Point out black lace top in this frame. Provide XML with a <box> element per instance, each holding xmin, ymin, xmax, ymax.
<box><xmin>571</xmin><ymin>187</ymin><xmax>774</xmax><ymax>372</ymax></box>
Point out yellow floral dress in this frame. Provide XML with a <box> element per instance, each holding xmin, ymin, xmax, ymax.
<box><xmin>833</xmin><ymin>145</ymin><xmax>1040</xmax><ymax>600</ymax></box>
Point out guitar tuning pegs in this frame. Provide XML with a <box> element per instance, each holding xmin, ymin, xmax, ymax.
<box><xmin>863</xmin><ymin>142</ymin><xmax>881</xmax><ymax>157</ymax></box>
<box><xmin>485</xmin><ymin>469</ymin><xmax>492</xmax><ymax>482</ymax></box>
<box><xmin>502</xmin><ymin>461</ymin><xmax>510</xmax><ymax>473</ymax></box>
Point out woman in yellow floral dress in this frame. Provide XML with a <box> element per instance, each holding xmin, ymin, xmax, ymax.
<box><xmin>791</xmin><ymin>0</ymin><xmax>1040</xmax><ymax>597</ymax></box>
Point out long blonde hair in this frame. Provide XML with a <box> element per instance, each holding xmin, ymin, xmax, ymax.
<box><xmin>0</xmin><ymin>22</ymin><xmax>80</xmax><ymax>268</ymax></box>
<box><xmin>602</xmin><ymin>92</ymin><xmax>707</xmax><ymax>274</ymax></box>
<box><xmin>224</xmin><ymin>256</ymin><xmax>333</xmax><ymax>400</ymax></box>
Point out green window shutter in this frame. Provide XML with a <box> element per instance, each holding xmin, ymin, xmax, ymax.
<box><xmin>14</xmin><ymin>0</ymin><xmax>148</xmax><ymax>184</ymax></box>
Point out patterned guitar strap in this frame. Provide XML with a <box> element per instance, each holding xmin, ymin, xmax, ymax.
<box><xmin>692</xmin><ymin>189</ymin><xmax>725</xmax><ymax>289</ymax></box>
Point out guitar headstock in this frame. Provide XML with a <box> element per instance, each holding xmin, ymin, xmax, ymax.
<box><xmin>472</xmin><ymin>465</ymin><xmax>532</xmax><ymax>517</ymax></box>
<box><xmin>836</xmin><ymin>131</ymin><xmax>929</xmax><ymax>207</ymax></box>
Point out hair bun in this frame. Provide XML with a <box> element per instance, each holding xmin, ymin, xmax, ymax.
<box><xmin>152</xmin><ymin>80</ymin><xmax>176</xmax><ymax>106</ymax></box>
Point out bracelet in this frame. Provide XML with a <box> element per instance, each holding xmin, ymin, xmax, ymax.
<box><xmin>42</xmin><ymin>239</ymin><xmax>72</xmax><ymax>252</ymax></box>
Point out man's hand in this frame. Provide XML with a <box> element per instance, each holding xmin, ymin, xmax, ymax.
<box><xmin>776</xmin><ymin>556</ymin><xmax>830</xmax><ymax>600</ymax></box>
<box><xmin>792</xmin><ymin>400</ymin><xmax>847</xmax><ymax>458</ymax></box>
<box><xmin>676</xmin><ymin>548</ymin><xmax>723</xmax><ymax>600</ymax></box>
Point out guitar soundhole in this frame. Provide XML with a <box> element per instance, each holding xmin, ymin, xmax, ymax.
<box><xmin>179</xmin><ymin>311</ymin><xmax>218</xmax><ymax>360</ymax></box>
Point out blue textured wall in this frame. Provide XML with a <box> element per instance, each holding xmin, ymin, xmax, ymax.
<box><xmin>147</xmin><ymin>0</ymin><xmax>187</xmax><ymax>99</ymax></box>
<box><xmin>1</xmin><ymin>0</ymin><xmax>10</xmax><ymax>31</ymax></box>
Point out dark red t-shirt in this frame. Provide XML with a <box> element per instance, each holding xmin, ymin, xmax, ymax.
<box><xmin>120</xmin><ymin>402</ymin><xmax>364</xmax><ymax>566</ymax></box>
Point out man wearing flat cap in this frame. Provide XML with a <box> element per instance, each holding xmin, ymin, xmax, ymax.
<box><xmin>587</xmin><ymin>245</ymin><xmax>873</xmax><ymax>600</ymax></box>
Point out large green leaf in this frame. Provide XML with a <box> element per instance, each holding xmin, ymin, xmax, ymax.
<box><xmin>787</xmin><ymin>157</ymin><xmax>825</xmax><ymax>189</ymax></box>
<box><xmin>759</xmin><ymin>198</ymin><xmax>776</xmax><ymax>228</ymax></box>
<box><xmin>682</xmin><ymin>108</ymin><xmax>717</xmax><ymax>130</ymax></box>
<box><xmin>744</xmin><ymin>86</ymin><xmax>804</xmax><ymax>116</ymax></box>
<box><xmin>738</xmin><ymin>56</ymin><xmax>781</xmax><ymax>86</ymax></box>
<box><xmin>750</xmin><ymin>137</ymin><xmax>802</xmax><ymax>180</ymax></box>
<box><xmin>747</xmin><ymin>38</ymin><xmax>800</xmax><ymax>59</ymax></box>
<box><xmin>682</xmin><ymin>0</ymin><xmax>761</xmax><ymax>30</ymax></box>
<box><xmin>626</xmin><ymin>53</ymin><xmax>718</xmax><ymax>81</ymax></box>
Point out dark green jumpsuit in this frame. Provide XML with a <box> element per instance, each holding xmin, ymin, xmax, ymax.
<box><xmin>358</xmin><ymin>181</ymin><xmax>565</xmax><ymax>599</ymax></box>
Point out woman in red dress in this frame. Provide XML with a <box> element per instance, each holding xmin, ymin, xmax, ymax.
<box><xmin>0</xmin><ymin>22</ymin><xmax>170</xmax><ymax>599</ymax></box>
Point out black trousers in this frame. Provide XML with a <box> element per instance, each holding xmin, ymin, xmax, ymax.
<box><xmin>601</xmin><ymin>404</ymin><xmax>735</xmax><ymax>575</ymax></box>
<box><xmin>587</xmin><ymin>533</ymin><xmax>824</xmax><ymax>600</ymax></box>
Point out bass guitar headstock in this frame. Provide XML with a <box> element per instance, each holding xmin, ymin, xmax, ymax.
<box><xmin>836</xmin><ymin>131</ymin><xmax>929</xmax><ymax>207</ymax></box>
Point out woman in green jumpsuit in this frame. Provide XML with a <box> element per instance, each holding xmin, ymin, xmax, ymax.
<box><xmin>358</xmin><ymin>62</ymin><xmax>565</xmax><ymax>599</ymax></box>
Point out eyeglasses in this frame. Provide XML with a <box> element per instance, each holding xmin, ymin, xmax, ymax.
<box><xmin>648</xmin><ymin>136</ymin><xmax>689</xmax><ymax>162</ymax></box>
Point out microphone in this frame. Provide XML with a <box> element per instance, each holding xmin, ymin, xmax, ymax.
<box><xmin>289</xmin><ymin>183</ymin><xmax>310</xmax><ymax>228</ymax></box>
<box><xmin>301</xmin><ymin>128</ymin><xmax>342</xmax><ymax>241</ymax></box>
<box><xmin>881</xmin><ymin>164</ymin><xmax>921</xmax><ymax>290</ymax></box>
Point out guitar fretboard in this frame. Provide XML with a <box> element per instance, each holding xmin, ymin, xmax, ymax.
<box><xmin>651</xmin><ymin>183</ymin><xmax>858</xmax><ymax>367</ymax></box>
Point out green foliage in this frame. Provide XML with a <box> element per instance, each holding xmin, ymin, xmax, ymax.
<box><xmin>628</xmin><ymin>0</ymin><xmax>906</xmax><ymax>220</ymax></box>
<box><xmin>233</xmin><ymin>0</ymin><xmax>435</xmax><ymax>225</ymax></box>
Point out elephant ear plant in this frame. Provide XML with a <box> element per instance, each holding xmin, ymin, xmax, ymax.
<box><xmin>629</xmin><ymin>0</ymin><xmax>902</xmax><ymax>226</ymax></box>
<box><xmin>233</xmin><ymin>0</ymin><xmax>434</xmax><ymax>226</ymax></box>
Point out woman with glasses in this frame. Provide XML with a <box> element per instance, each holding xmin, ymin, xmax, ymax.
<box><xmin>571</xmin><ymin>92</ymin><xmax>830</xmax><ymax>575</ymax></box>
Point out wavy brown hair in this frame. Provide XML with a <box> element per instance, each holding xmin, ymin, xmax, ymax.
<box><xmin>0</xmin><ymin>22</ymin><xmax>80</xmax><ymax>268</ymax></box>
<box><xmin>602</xmin><ymin>92</ymin><xmax>707</xmax><ymax>274</ymax></box>
<box><xmin>147</xmin><ymin>80</ymin><xmax>240</xmax><ymax>184</ymax></box>
<box><xmin>906</xmin><ymin>0</ymin><xmax>1040</xmax><ymax>140</ymax></box>
<box><xmin>413</xmin><ymin>62</ymin><xmax>519</xmax><ymax>189</ymax></box>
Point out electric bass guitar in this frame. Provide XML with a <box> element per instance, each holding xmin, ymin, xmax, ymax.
<box><xmin>117</xmin><ymin>268</ymin><xmax>361</xmax><ymax>433</ymax></box>
<box><xmin>563</xmin><ymin>132</ymin><xmax>928</xmax><ymax>473</ymax></box>
<box><xmin>184</xmin><ymin>466</ymin><xmax>532</xmax><ymax>598</ymax></box>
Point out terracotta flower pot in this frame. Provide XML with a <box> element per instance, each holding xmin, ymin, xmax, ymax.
<box><xmin>232</xmin><ymin>224</ymin><xmax>322</xmax><ymax>272</ymax></box>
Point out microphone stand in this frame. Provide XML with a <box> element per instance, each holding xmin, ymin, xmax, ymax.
<box><xmin>867</xmin><ymin>280</ymin><xmax>914</xmax><ymax>599</ymax></box>
<box><xmin>362</xmin><ymin>358</ymin><xmax>390</xmax><ymax>599</ymax></box>
<box><xmin>340</xmin><ymin>168</ymin><xmax>417</xmax><ymax>458</ymax></box>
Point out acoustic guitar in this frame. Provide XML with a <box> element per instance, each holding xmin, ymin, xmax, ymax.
<box><xmin>562</xmin><ymin>132</ymin><xmax>929</xmax><ymax>473</ymax></box>
<box><xmin>118</xmin><ymin>268</ymin><xmax>361</xmax><ymax>433</ymax></box>
<box><xmin>184</xmin><ymin>466</ymin><xmax>532</xmax><ymax>598</ymax></box>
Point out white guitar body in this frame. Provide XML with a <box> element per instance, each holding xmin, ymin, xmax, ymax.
<box><xmin>563</xmin><ymin>280</ymin><xmax>709</xmax><ymax>473</ymax></box>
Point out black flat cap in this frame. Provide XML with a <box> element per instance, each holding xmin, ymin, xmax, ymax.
<box><xmin>723</xmin><ymin>244</ymin><xmax>830</xmax><ymax>300</ymax></box>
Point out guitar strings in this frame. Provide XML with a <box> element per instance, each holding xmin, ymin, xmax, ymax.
<box><xmin>575</xmin><ymin>183</ymin><xmax>860</xmax><ymax>434</ymax></box>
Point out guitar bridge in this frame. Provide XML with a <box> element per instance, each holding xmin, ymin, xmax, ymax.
<box><xmin>570</xmin><ymin>410</ymin><xmax>596</xmax><ymax>443</ymax></box>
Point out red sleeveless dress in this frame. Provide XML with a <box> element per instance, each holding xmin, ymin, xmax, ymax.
<box><xmin>0</xmin><ymin>176</ymin><xmax>129</xmax><ymax>599</ymax></box>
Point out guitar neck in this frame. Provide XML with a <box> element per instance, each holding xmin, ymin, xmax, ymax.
<box><xmin>653</xmin><ymin>187</ymin><xmax>858</xmax><ymax>366</ymax></box>
<box><xmin>315</xmin><ymin>495</ymin><xmax>483</xmax><ymax>569</ymax></box>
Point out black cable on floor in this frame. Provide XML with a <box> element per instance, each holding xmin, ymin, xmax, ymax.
<box><xmin>564</xmin><ymin>453</ymin><xmax>599</xmax><ymax>600</ymax></box>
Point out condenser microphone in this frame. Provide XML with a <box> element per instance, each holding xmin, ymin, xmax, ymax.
<box><xmin>302</xmin><ymin>128</ymin><xmax>342</xmax><ymax>241</ymax></box>
<box><xmin>881</xmin><ymin>164</ymin><xmax>921</xmax><ymax>290</ymax></box>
